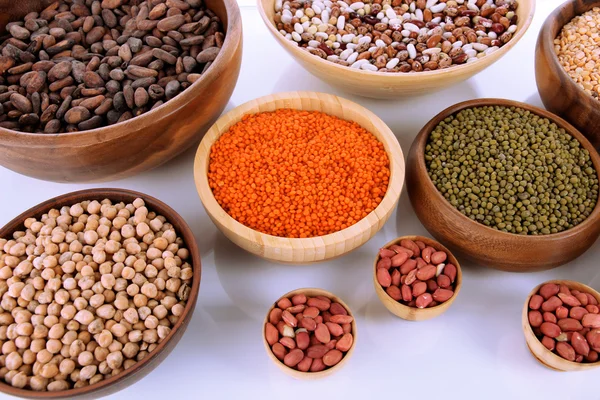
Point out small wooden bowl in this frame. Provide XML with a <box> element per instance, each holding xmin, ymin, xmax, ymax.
<box><xmin>522</xmin><ymin>280</ymin><xmax>600</xmax><ymax>371</ymax></box>
<box><xmin>257</xmin><ymin>0</ymin><xmax>535</xmax><ymax>99</ymax></box>
<box><xmin>0</xmin><ymin>0</ymin><xmax>242</xmax><ymax>183</ymax></box>
<box><xmin>373</xmin><ymin>236</ymin><xmax>462</xmax><ymax>321</ymax></box>
<box><xmin>406</xmin><ymin>98</ymin><xmax>600</xmax><ymax>272</ymax></box>
<box><xmin>536</xmin><ymin>0</ymin><xmax>600</xmax><ymax>150</ymax></box>
<box><xmin>0</xmin><ymin>188</ymin><xmax>201</xmax><ymax>399</ymax></box>
<box><xmin>193</xmin><ymin>91</ymin><xmax>405</xmax><ymax>264</ymax></box>
<box><xmin>262</xmin><ymin>288</ymin><xmax>357</xmax><ymax>379</ymax></box>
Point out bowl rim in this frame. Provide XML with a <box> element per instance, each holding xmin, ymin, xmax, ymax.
<box><xmin>537</xmin><ymin>0</ymin><xmax>600</xmax><ymax>104</ymax></box>
<box><xmin>410</xmin><ymin>97</ymin><xmax>600</xmax><ymax>243</ymax></box>
<box><xmin>522</xmin><ymin>279</ymin><xmax>600</xmax><ymax>370</ymax></box>
<box><xmin>0</xmin><ymin>0</ymin><xmax>242</xmax><ymax>145</ymax></box>
<box><xmin>261</xmin><ymin>287</ymin><xmax>357</xmax><ymax>378</ymax></box>
<box><xmin>373</xmin><ymin>235</ymin><xmax>462</xmax><ymax>312</ymax></box>
<box><xmin>193</xmin><ymin>90</ymin><xmax>405</xmax><ymax>252</ymax></box>
<box><xmin>0</xmin><ymin>188</ymin><xmax>201</xmax><ymax>398</ymax></box>
<box><xmin>257</xmin><ymin>0</ymin><xmax>536</xmax><ymax>79</ymax></box>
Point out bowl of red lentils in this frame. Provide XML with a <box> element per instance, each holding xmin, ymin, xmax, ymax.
<box><xmin>193</xmin><ymin>91</ymin><xmax>405</xmax><ymax>263</ymax></box>
<box><xmin>0</xmin><ymin>188</ymin><xmax>200</xmax><ymax>398</ymax></box>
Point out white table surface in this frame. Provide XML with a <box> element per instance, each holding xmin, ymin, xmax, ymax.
<box><xmin>1</xmin><ymin>1</ymin><xmax>599</xmax><ymax>399</ymax></box>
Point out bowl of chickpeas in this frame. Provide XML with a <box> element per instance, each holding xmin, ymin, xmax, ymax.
<box><xmin>0</xmin><ymin>188</ymin><xmax>200</xmax><ymax>398</ymax></box>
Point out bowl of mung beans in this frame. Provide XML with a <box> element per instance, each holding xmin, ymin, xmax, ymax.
<box><xmin>536</xmin><ymin>1</ymin><xmax>600</xmax><ymax>150</ymax></box>
<box><xmin>0</xmin><ymin>188</ymin><xmax>200</xmax><ymax>398</ymax></box>
<box><xmin>257</xmin><ymin>0</ymin><xmax>535</xmax><ymax>99</ymax></box>
<box><xmin>194</xmin><ymin>91</ymin><xmax>405</xmax><ymax>264</ymax></box>
<box><xmin>406</xmin><ymin>98</ymin><xmax>600</xmax><ymax>272</ymax></box>
<box><xmin>0</xmin><ymin>0</ymin><xmax>242</xmax><ymax>183</ymax></box>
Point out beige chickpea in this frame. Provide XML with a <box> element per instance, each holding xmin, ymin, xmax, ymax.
<box><xmin>172</xmin><ymin>304</ymin><xmax>184</xmax><ymax>317</ymax></box>
<box><xmin>121</xmin><ymin>225</ymin><xmax>135</xmax><ymax>239</ymax></box>
<box><xmin>46</xmin><ymin>339</ymin><xmax>62</xmax><ymax>354</ymax></box>
<box><xmin>104</xmin><ymin>240</ymin><xmax>121</xmax><ymax>254</ymax></box>
<box><xmin>0</xmin><ymin>266</ymin><xmax>12</xmax><ymax>280</ymax></box>
<box><xmin>69</xmin><ymin>240</ymin><xmax>83</xmax><ymax>254</ymax></box>
<box><xmin>157</xmin><ymin>325</ymin><xmax>171</xmax><ymax>340</ymax></box>
<box><xmin>128</xmin><ymin>330</ymin><xmax>142</xmax><ymax>343</ymax></box>
<box><xmin>13</xmin><ymin>261</ymin><xmax>32</xmax><ymax>278</ymax></box>
<box><xmin>166</xmin><ymin>278</ymin><xmax>181</xmax><ymax>293</ymax></box>
<box><xmin>94</xmin><ymin>346</ymin><xmax>109</xmax><ymax>362</ymax></box>
<box><xmin>78</xmin><ymin>350</ymin><xmax>94</xmax><ymax>367</ymax></box>
<box><xmin>133</xmin><ymin>294</ymin><xmax>148</xmax><ymax>308</ymax></box>
<box><xmin>74</xmin><ymin>310</ymin><xmax>94</xmax><ymax>326</ymax></box>
<box><xmin>121</xmin><ymin>267</ymin><xmax>135</xmax><ymax>280</ymax></box>
<box><xmin>68</xmin><ymin>340</ymin><xmax>84</xmax><ymax>358</ymax></box>
<box><xmin>78</xmin><ymin>276</ymin><xmax>95</xmax><ymax>291</ymax></box>
<box><xmin>0</xmin><ymin>314</ymin><xmax>13</xmax><ymax>326</ymax></box>
<box><xmin>126</xmin><ymin>284</ymin><xmax>140</xmax><ymax>297</ymax></box>
<box><xmin>48</xmin><ymin>324</ymin><xmax>65</xmax><ymax>340</ymax></box>
<box><xmin>29</xmin><ymin>375</ymin><xmax>48</xmax><ymax>391</ymax></box>
<box><xmin>132</xmin><ymin>273</ymin><xmax>147</xmax><ymax>287</ymax></box>
<box><xmin>110</xmin><ymin>323</ymin><xmax>127</xmax><ymax>338</ymax></box>
<box><xmin>59</xmin><ymin>305</ymin><xmax>76</xmax><ymax>321</ymax></box>
<box><xmin>80</xmin><ymin>265</ymin><xmax>94</xmax><ymax>277</ymax></box>
<box><xmin>88</xmin><ymin>319</ymin><xmax>104</xmax><ymax>335</ymax></box>
<box><xmin>146</xmin><ymin>247</ymin><xmax>162</xmax><ymax>260</ymax></box>
<box><xmin>36</xmin><ymin>349</ymin><xmax>52</xmax><ymax>364</ymax></box>
<box><xmin>42</xmin><ymin>315</ymin><xmax>58</xmax><ymax>329</ymax></box>
<box><xmin>113</xmin><ymin>278</ymin><xmax>127</xmax><ymax>292</ymax></box>
<box><xmin>106</xmin><ymin>350</ymin><xmax>124</xmax><ymax>370</ymax></box>
<box><xmin>80</xmin><ymin>365</ymin><xmax>97</xmax><ymax>381</ymax></box>
<box><xmin>59</xmin><ymin>358</ymin><xmax>76</xmax><ymax>376</ymax></box>
<box><xmin>123</xmin><ymin>359</ymin><xmax>136</xmax><ymax>369</ymax></box>
<box><xmin>15</xmin><ymin>336</ymin><xmax>31</xmax><ymax>350</ymax></box>
<box><xmin>123</xmin><ymin>308</ymin><xmax>139</xmax><ymax>325</ymax></box>
<box><xmin>122</xmin><ymin>342</ymin><xmax>139</xmax><ymax>359</ymax></box>
<box><xmin>112</xmin><ymin>217</ymin><xmax>127</xmax><ymax>230</ymax></box>
<box><xmin>2</xmin><ymin>340</ymin><xmax>16</xmax><ymax>355</ymax></box>
<box><xmin>66</xmin><ymin>321</ymin><xmax>80</xmax><ymax>332</ymax></box>
<box><xmin>112</xmin><ymin>250</ymin><xmax>127</xmax><ymax>264</ymax></box>
<box><xmin>108</xmin><ymin>340</ymin><xmax>122</xmax><ymax>353</ymax></box>
<box><xmin>7</xmin><ymin>282</ymin><xmax>25</xmax><ymax>298</ymax></box>
<box><xmin>47</xmin><ymin>302</ymin><xmax>62</xmax><ymax>317</ymax></box>
<box><xmin>30</xmin><ymin>338</ymin><xmax>46</xmax><ymax>353</ymax></box>
<box><xmin>10</xmin><ymin>371</ymin><xmax>27</xmax><ymax>388</ymax></box>
<box><xmin>22</xmin><ymin>349</ymin><xmax>36</xmax><ymax>365</ymax></box>
<box><xmin>42</xmin><ymin>255</ymin><xmax>58</xmax><ymax>269</ymax></box>
<box><xmin>39</xmin><ymin>362</ymin><xmax>59</xmax><ymax>379</ymax></box>
<box><xmin>132</xmin><ymin>322</ymin><xmax>145</xmax><ymax>331</ymax></box>
<box><xmin>95</xmin><ymin>304</ymin><xmax>116</xmax><ymax>320</ymax></box>
<box><xmin>113</xmin><ymin>295</ymin><xmax>129</xmax><ymax>311</ymax></box>
<box><xmin>103</xmin><ymin>290</ymin><xmax>116</xmax><ymax>304</ymax></box>
<box><xmin>97</xmin><ymin>224</ymin><xmax>110</xmax><ymax>239</ymax></box>
<box><xmin>132</xmin><ymin>258</ymin><xmax>146</xmax><ymax>273</ymax></box>
<box><xmin>144</xmin><ymin>315</ymin><xmax>159</xmax><ymax>330</ymax></box>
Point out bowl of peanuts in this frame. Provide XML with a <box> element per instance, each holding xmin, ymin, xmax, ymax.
<box><xmin>257</xmin><ymin>0</ymin><xmax>535</xmax><ymax>99</ymax></box>
<box><xmin>523</xmin><ymin>280</ymin><xmax>600</xmax><ymax>371</ymax></box>
<box><xmin>0</xmin><ymin>0</ymin><xmax>242</xmax><ymax>183</ymax></box>
<box><xmin>262</xmin><ymin>288</ymin><xmax>357</xmax><ymax>378</ymax></box>
<box><xmin>0</xmin><ymin>188</ymin><xmax>200</xmax><ymax>398</ymax></box>
<box><xmin>374</xmin><ymin>236</ymin><xmax>462</xmax><ymax>321</ymax></box>
<box><xmin>535</xmin><ymin>1</ymin><xmax>600</xmax><ymax>150</ymax></box>
<box><xmin>194</xmin><ymin>91</ymin><xmax>405</xmax><ymax>264</ymax></box>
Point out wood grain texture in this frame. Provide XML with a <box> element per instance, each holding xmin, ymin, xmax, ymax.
<box><xmin>406</xmin><ymin>98</ymin><xmax>600</xmax><ymax>272</ymax></box>
<box><xmin>522</xmin><ymin>280</ymin><xmax>600</xmax><ymax>371</ymax></box>
<box><xmin>194</xmin><ymin>91</ymin><xmax>405</xmax><ymax>264</ymax></box>
<box><xmin>536</xmin><ymin>0</ymin><xmax>600</xmax><ymax>150</ymax></box>
<box><xmin>257</xmin><ymin>0</ymin><xmax>536</xmax><ymax>99</ymax></box>
<box><xmin>0</xmin><ymin>189</ymin><xmax>201</xmax><ymax>399</ymax></box>
<box><xmin>0</xmin><ymin>0</ymin><xmax>242</xmax><ymax>183</ymax></box>
<box><xmin>261</xmin><ymin>288</ymin><xmax>357</xmax><ymax>379</ymax></box>
<box><xmin>373</xmin><ymin>236</ymin><xmax>462</xmax><ymax>321</ymax></box>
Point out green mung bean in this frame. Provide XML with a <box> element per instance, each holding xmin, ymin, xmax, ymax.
<box><xmin>424</xmin><ymin>106</ymin><xmax>599</xmax><ymax>235</ymax></box>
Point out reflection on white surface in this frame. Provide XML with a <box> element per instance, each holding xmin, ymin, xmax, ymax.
<box><xmin>1</xmin><ymin>1</ymin><xmax>599</xmax><ymax>399</ymax></box>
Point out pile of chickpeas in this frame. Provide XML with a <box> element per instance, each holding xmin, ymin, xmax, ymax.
<box><xmin>0</xmin><ymin>197</ymin><xmax>193</xmax><ymax>391</ymax></box>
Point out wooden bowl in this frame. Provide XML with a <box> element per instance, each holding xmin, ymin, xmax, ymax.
<box><xmin>257</xmin><ymin>0</ymin><xmax>535</xmax><ymax>99</ymax></box>
<box><xmin>193</xmin><ymin>91</ymin><xmax>405</xmax><ymax>264</ymax></box>
<box><xmin>262</xmin><ymin>288</ymin><xmax>357</xmax><ymax>379</ymax></box>
<box><xmin>0</xmin><ymin>0</ymin><xmax>242</xmax><ymax>183</ymax></box>
<box><xmin>406</xmin><ymin>98</ymin><xmax>600</xmax><ymax>272</ymax></box>
<box><xmin>535</xmin><ymin>0</ymin><xmax>600</xmax><ymax>150</ymax></box>
<box><xmin>522</xmin><ymin>280</ymin><xmax>600</xmax><ymax>371</ymax></box>
<box><xmin>0</xmin><ymin>188</ymin><xmax>201</xmax><ymax>399</ymax></box>
<box><xmin>373</xmin><ymin>235</ymin><xmax>462</xmax><ymax>321</ymax></box>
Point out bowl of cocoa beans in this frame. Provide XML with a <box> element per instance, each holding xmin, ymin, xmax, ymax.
<box><xmin>263</xmin><ymin>288</ymin><xmax>356</xmax><ymax>378</ymax></box>
<box><xmin>374</xmin><ymin>236</ymin><xmax>462</xmax><ymax>321</ymax></box>
<box><xmin>0</xmin><ymin>0</ymin><xmax>242</xmax><ymax>182</ymax></box>
<box><xmin>0</xmin><ymin>188</ymin><xmax>201</xmax><ymax>398</ymax></box>
<box><xmin>523</xmin><ymin>280</ymin><xmax>600</xmax><ymax>371</ymax></box>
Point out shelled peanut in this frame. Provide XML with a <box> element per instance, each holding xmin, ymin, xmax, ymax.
<box><xmin>0</xmin><ymin>198</ymin><xmax>193</xmax><ymax>391</ymax></box>
<box><xmin>264</xmin><ymin>293</ymin><xmax>354</xmax><ymax>372</ymax></box>
<box><xmin>376</xmin><ymin>239</ymin><xmax>457</xmax><ymax>308</ymax></box>
<box><xmin>528</xmin><ymin>283</ymin><xmax>600</xmax><ymax>363</ymax></box>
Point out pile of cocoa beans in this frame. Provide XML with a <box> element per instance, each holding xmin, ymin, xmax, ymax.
<box><xmin>0</xmin><ymin>0</ymin><xmax>225</xmax><ymax>133</ymax></box>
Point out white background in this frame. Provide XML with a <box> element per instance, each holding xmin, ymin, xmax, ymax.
<box><xmin>1</xmin><ymin>0</ymin><xmax>599</xmax><ymax>399</ymax></box>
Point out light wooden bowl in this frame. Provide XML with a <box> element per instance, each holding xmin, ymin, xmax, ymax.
<box><xmin>522</xmin><ymin>280</ymin><xmax>600</xmax><ymax>371</ymax></box>
<box><xmin>0</xmin><ymin>0</ymin><xmax>242</xmax><ymax>183</ymax></box>
<box><xmin>406</xmin><ymin>98</ymin><xmax>600</xmax><ymax>272</ymax></box>
<box><xmin>194</xmin><ymin>91</ymin><xmax>405</xmax><ymax>264</ymax></box>
<box><xmin>257</xmin><ymin>0</ymin><xmax>535</xmax><ymax>99</ymax></box>
<box><xmin>373</xmin><ymin>235</ymin><xmax>462</xmax><ymax>321</ymax></box>
<box><xmin>536</xmin><ymin>0</ymin><xmax>600</xmax><ymax>150</ymax></box>
<box><xmin>0</xmin><ymin>189</ymin><xmax>201</xmax><ymax>399</ymax></box>
<box><xmin>262</xmin><ymin>288</ymin><xmax>357</xmax><ymax>379</ymax></box>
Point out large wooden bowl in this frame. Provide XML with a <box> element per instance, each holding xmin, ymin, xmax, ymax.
<box><xmin>0</xmin><ymin>188</ymin><xmax>201</xmax><ymax>399</ymax></box>
<box><xmin>262</xmin><ymin>288</ymin><xmax>357</xmax><ymax>379</ymax></box>
<box><xmin>194</xmin><ymin>91</ymin><xmax>405</xmax><ymax>264</ymax></box>
<box><xmin>522</xmin><ymin>280</ymin><xmax>600</xmax><ymax>371</ymax></box>
<box><xmin>406</xmin><ymin>98</ymin><xmax>600</xmax><ymax>272</ymax></box>
<box><xmin>257</xmin><ymin>0</ymin><xmax>535</xmax><ymax>99</ymax></box>
<box><xmin>0</xmin><ymin>0</ymin><xmax>242</xmax><ymax>183</ymax></box>
<box><xmin>373</xmin><ymin>236</ymin><xmax>462</xmax><ymax>321</ymax></box>
<box><xmin>536</xmin><ymin>0</ymin><xmax>600</xmax><ymax>150</ymax></box>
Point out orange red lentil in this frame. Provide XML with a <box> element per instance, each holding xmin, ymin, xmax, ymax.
<box><xmin>207</xmin><ymin>109</ymin><xmax>391</xmax><ymax>238</ymax></box>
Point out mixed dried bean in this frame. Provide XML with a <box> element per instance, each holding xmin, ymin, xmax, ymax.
<box><xmin>274</xmin><ymin>0</ymin><xmax>519</xmax><ymax>72</ymax></box>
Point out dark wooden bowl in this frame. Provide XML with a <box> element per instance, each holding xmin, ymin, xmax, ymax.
<box><xmin>0</xmin><ymin>188</ymin><xmax>201</xmax><ymax>399</ymax></box>
<box><xmin>0</xmin><ymin>0</ymin><xmax>242</xmax><ymax>183</ymax></box>
<box><xmin>536</xmin><ymin>0</ymin><xmax>600</xmax><ymax>150</ymax></box>
<box><xmin>406</xmin><ymin>98</ymin><xmax>600</xmax><ymax>272</ymax></box>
